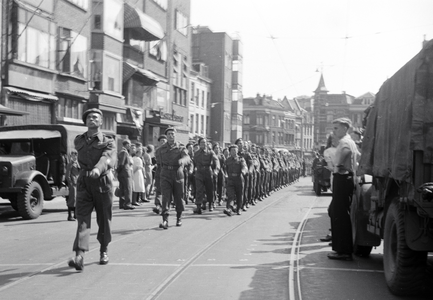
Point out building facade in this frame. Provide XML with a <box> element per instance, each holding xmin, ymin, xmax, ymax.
<box><xmin>192</xmin><ymin>26</ymin><xmax>236</xmax><ymax>146</ymax></box>
<box><xmin>243</xmin><ymin>94</ymin><xmax>304</xmax><ymax>152</ymax></box>
<box><xmin>188</xmin><ymin>62</ymin><xmax>211</xmax><ymax>142</ymax></box>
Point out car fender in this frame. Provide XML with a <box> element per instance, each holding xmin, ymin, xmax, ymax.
<box><xmin>14</xmin><ymin>170</ymin><xmax>52</xmax><ymax>199</ymax></box>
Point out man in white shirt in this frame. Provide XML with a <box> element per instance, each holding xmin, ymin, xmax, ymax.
<box><xmin>327</xmin><ymin>117</ymin><xmax>358</xmax><ymax>261</ymax></box>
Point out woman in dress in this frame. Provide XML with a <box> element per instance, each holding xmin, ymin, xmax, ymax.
<box><xmin>132</xmin><ymin>146</ymin><xmax>146</xmax><ymax>206</ymax></box>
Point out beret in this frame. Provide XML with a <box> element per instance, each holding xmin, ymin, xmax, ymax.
<box><xmin>234</xmin><ymin>138</ymin><xmax>243</xmax><ymax>145</ymax></box>
<box><xmin>158</xmin><ymin>135</ymin><xmax>167</xmax><ymax>141</ymax></box>
<box><xmin>164</xmin><ymin>127</ymin><xmax>176</xmax><ymax>134</ymax></box>
<box><xmin>228</xmin><ymin>144</ymin><xmax>238</xmax><ymax>151</ymax></box>
<box><xmin>332</xmin><ymin>117</ymin><xmax>352</xmax><ymax>128</ymax></box>
<box><xmin>82</xmin><ymin>108</ymin><xmax>103</xmax><ymax>123</ymax></box>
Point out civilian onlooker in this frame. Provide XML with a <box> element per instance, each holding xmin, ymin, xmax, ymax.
<box><xmin>142</xmin><ymin>145</ymin><xmax>153</xmax><ymax>201</ymax></box>
<box><xmin>65</xmin><ymin>150</ymin><xmax>80</xmax><ymax>221</ymax></box>
<box><xmin>132</xmin><ymin>146</ymin><xmax>146</xmax><ymax>206</ymax></box>
<box><xmin>117</xmin><ymin>140</ymin><xmax>134</xmax><ymax>210</ymax></box>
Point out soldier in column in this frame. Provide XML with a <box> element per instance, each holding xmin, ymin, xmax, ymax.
<box><xmin>158</xmin><ymin>128</ymin><xmax>189</xmax><ymax>229</ymax></box>
<box><xmin>67</xmin><ymin>108</ymin><xmax>116</xmax><ymax>271</ymax></box>
<box><xmin>193</xmin><ymin>137</ymin><xmax>220</xmax><ymax>214</ymax></box>
<box><xmin>224</xmin><ymin>144</ymin><xmax>248</xmax><ymax>216</ymax></box>
<box><xmin>152</xmin><ymin>134</ymin><xmax>167</xmax><ymax>215</ymax></box>
<box><xmin>250</xmin><ymin>143</ymin><xmax>260</xmax><ymax>205</ymax></box>
<box><xmin>235</xmin><ymin>138</ymin><xmax>253</xmax><ymax>212</ymax></box>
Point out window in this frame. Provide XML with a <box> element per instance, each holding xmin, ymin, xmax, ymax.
<box><xmin>200</xmin><ymin>115</ymin><xmax>204</xmax><ymax>134</ymax></box>
<box><xmin>195</xmin><ymin>113</ymin><xmax>199</xmax><ymax>134</ymax></box>
<box><xmin>94</xmin><ymin>15</ymin><xmax>101</xmax><ymax>30</ymax></box>
<box><xmin>175</xmin><ymin>10</ymin><xmax>188</xmax><ymax>36</ymax></box>
<box><xmin>196</xmin><ymin>88</ymin><xmax>200</xmax><ymax>106</ymax></box>
<box><xmin>257</xmin><ymin>115</ymin><xmax>263</xmax><ymax>125</ymax></box>
<box><xmin>105</xmin><ymin>55</ymin><xmax>121</xmax><ymax>93</ymax></box>
<box><xmin>190</xmin><ymin>82</ymin><xmax>195</xmax><ymax>103</ymax></box>
<box><xmin>59</xmin><ymin>28</ymin><xmax>88</xmax><ymax>78</ymax></box>
<box><xmin>201</xmin><ymin>91</ymin><xmax>205</xmax><ymax>107</ymax></box>
<box><xmin>243</xmin><ymin>114</ymin><xmax>250</xmax><ymax>124</ymax></box>
<box><xmin>190</xmin><ymin>114</ymin><xmax>194</xmax><ymax>131</ymax></box>
<box><xmin>17</xmin><ymin>7</ymin><xmax>56</xmax><ymax>70</ymax></box>
<box><xmin>67</xmin><ymin>0</ymin><xmax>89</xmax><ymax>10</ymax></box>
<box><xmin>58</xmin><ymin>97</ymin><xmax>83</xmax><ymax>120</ymax></box>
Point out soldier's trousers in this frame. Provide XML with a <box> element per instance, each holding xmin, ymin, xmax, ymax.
<box><xmin>73</xmin><ymin>173</ymin><xmax>113</xmax><ymax>253</ymax></box>
<box><xmin>226</xmin><ymin>176</ymin><xmax>244</xmax><ymax>211</ymax></box>
<box><xmin>195</xmin><ymin>168</ymin><xmax>214</xmax><ymax>206</ymax></box>
<box><xmin>160</xmin><ymin>168</ymin><xmax>184</xmax><ymax>215</ymax></box>
<box><xmin>154</xmin><ymin>167</ymin><xmax>162</xmax><ymax>207</ymax></box>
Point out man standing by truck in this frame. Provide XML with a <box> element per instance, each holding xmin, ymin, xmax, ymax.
<box><xmin>327</xmin><ymin>117</ymin><xmax>359</xmax><ymax>261</ymax></box>
<box><xmin>68</xmin><ymin>108</ymin><xmax>117</xmax><ymax>271</ymax></box>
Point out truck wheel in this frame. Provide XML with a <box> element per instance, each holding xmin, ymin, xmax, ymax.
<box><xmin>351</xmin><ymin>193</ymin><xmax>373</xmax><ymax>257</ymax></box>
<box><xmin>17</xmin><ymin>181</ymin><xmax>44</xmax><ymax>220</ymax></box>
<box><xmin>383</xmin><ymin>200</ymin><xmax>427</xmax><ymax>296</ymax></box>
<box><xmin>314</xmin><ymin>181</ymin><xmax>321</xmax><ymax>196</ymax></box>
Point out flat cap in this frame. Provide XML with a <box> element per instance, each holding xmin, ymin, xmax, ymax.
<box><xmin>158</xmin><ymin>134</ymin><xmax>167</xmax><ymax>141</ymax></box>
<box><xmin>164</xmin><ymin>127</ymin><xmax>176</xmax><ymax>134</ymax></box>
<box><xmin>332</xmin><ymin>117</ymin><xmax>352</xmax><ymax>128</ymax></box>
<box><xmin>82</xmin><ymin>108</ymin><xmax>103</xmax><ymax>123</ymax></box>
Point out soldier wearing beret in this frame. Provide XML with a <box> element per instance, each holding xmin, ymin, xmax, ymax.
<box><xmin>327</xmin><ymin>117</ymin><xmax>359</xmax><ymax>261</ymax></box>
<box><xmin>224</xmin><ymin>144</ymin><xmax>248</xmax><ymax>216</ymax></box>
<box><xmin>68</xmin><ymin>108</ymin><xmax>117</xmax><ymax>271</ymax></box>
<box><xmin>192</xmin><ymin>137</ymin><xmax>220</xmax><ymax>214</ymax></box>
<box><xmin>158</xmin><ymin>127</ymin><xmax>190</xmax><ymax>229</ymax></box>
<box><xmin>152</xmin><ymin>134</ymin><xmax>168</xmax><ymax>214</ymax></box>
<box><xmin>235</xmin><ymin>138</ymin><xmax>253</xmax><ymax>212</ymax></box>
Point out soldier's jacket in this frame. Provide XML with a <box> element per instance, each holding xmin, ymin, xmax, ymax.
<box><xmin>239</xmin><ymin>151</ymin><xmax>254</xmax><ymax>174</ymax></box>
<box><xmin>159</xmin><ymin>141</ymin><xmax>189</xmax><ymax>167</ymax></box>
<box><xmin>226</xmin><ymin>155</ymin><xmax>247</xmax><ymax>176</ymax></box>
<box><xmin>217</xmin><ymin>153</ymin><xmax>227</xmax><ymax>176</ymax></box>
<box><xmin>251</xmin><ymin>152</ymin><xmax>260</xmax><ymax>172</ymax></box>
<box><xmin>74</xmin><ymin>131</ymin><xmax>116</xmax><ymax>174</ymax></box>
<box><xmin>194</xmin><ymin>149</ymin><xmax>220</xmax><ymax>173</ymax></box>
<box><xmin>272</xmin><ymin>156</ymin><xmax>280</xmax><ymax>172</ymax></box>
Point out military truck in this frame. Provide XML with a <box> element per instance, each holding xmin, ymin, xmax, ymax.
<box><xmin>0</xmin><ymin>124</ymin><xmax>114</xmax><ymax>220</ymax></box>
<box><xmin>351</xmin><ymin>40</ymin><xmax>433</xmax><ymax>296</ymax></box>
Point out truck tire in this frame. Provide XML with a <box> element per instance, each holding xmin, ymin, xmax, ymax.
<box><xmin>351</xmin><ymin>193</ymin><xmax>373</xmax><ymax>257</ymax></box>
<box><xmin>383</xmin><ymin>200</ymin><xmax>427</xmax><ymax>296</ymax></box>
<box><xmin>17</xmin><ymin>181</ymin><xmax>44</xmax><ymax>220</ymax></box>
<box><xmin>314</xmin><ymin>181</ymin><xmax>321</xmax><ymax>196</ymax></box>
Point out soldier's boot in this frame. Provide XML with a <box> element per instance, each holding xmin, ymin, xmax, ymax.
<box><xmin>208</xmin><ymin>202</ymin><xmax>213</xmax><ymax>212</ymax></box>
<box><xmin>159</xmin><ymin>214</ymin><xmax>168</xmax><ymax>229</ymax></box>
<box><xmin>67</xmin><ymin>207</ymin><xmax>75</xmax><ymax>221</ymax></box>
<box><xmin>193</xmin><ymin>205</ymin><xmax>202</xmax><ymax>214</ymax></box>
<box><xmin>176</xmin><ymin>211</ymin><xmax>182</xmax><ymax>227</ymax></box>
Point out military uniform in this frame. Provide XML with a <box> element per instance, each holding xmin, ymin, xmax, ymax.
<box><xmin>159</xmin><ymin>140</ymin><xmax>189</xmax><ymax>227</ymax></box>
<box><xmin>194</xmin><ymin>148</ymin><xmax>220</xmax><ymax>212</ymax></box>
<box><xmin>73</xmin><ymin>131</ymin><xmax>116</xmax><ymax>255</ymax></box>
<box><xmin>225</xmin><ymin>154</ymin><xmax>247</xmax><ymax>215</ymax></box>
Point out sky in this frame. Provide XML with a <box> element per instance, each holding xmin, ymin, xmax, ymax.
<box><xmin>190</xmin><ymin>0</ymin><xmax>433</xmax><ymax>100</ymax></box>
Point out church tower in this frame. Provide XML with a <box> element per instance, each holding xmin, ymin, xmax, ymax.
<box><xmin>313</xmin><ymin>73</ymin><xmax>329</xmax><ymax>149</ymax></box>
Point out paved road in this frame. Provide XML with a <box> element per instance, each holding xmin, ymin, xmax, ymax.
<box><xmin>0</xmin><ymin>177</ymin><xmax>431</xmax><ymax>300</ymax></box>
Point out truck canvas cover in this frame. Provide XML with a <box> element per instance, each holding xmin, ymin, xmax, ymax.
<box><xmin>358</xmin><ymin>40</ymin><xmax>433</xmax><ymax>182</ymax></box>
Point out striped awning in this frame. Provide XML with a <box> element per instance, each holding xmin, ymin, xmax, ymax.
<box><xmin>124</xmin><ymin>3</ymin><xmax>164</xmax><ymax>41</ymax></box>
<box><xmin>123</xmin><ymin>62</ymin><xmax>159</xmax><ymax>85</ymax></box>
<box><xmin>4</xmin><ymin>86</ymin><xmax>58</xmax><ymax>102</ymax></box>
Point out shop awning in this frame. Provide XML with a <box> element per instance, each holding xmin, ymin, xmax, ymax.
<box><xmin>4</xmin><ymin>86</ymin><xmax>58</xmax><ymax>102</ymax></box>
<box><xmin>0</xmin><ymin>104</ymin><xmax>29</xmax><ymax>116</ymax></box>
<box><xmin>124</xmin><ymin>3</ymin><xmax>164</xmax><ymax>41</ymax></box>
<box><xmin>123</xmin><ymin>62</ymin><xmax>160</xmax><ymax>85</ymax></box>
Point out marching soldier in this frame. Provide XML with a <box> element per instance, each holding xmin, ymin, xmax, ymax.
<box><xmin>193</xmin><ymin>137</ymin><xmax>220</xmax><ymax>214</ymax></box>
<box><xmin>158</xmin><ymin>128</ymin><xmax>190</xmax><ymax>229</ymax></box>
<box><xmin>224</xmin><ymin>144</ymin><xmax>248</xmax><ymax>216</ymax></box>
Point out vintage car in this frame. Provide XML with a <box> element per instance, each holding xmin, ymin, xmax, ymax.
<box><xmin>0</xmin><ymin>124</ymin><xmax>114</xmax><ymax>220</ymax></box>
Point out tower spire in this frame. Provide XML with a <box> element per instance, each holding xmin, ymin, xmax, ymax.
<box><xmin>314</xmin><ymin>73</ymin><xmax>328</xmax><ymax>94</ymax></box>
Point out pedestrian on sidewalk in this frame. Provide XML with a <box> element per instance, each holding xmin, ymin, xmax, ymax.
<box><xmin>68</xmin><ymin>108</ymin><xmax>117</xmax><ymax>271</ymax></box>
<box><xmin>65</xmin><ymin>150</ymin><xmax>80</xmax><ymax>221</ymax></box>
